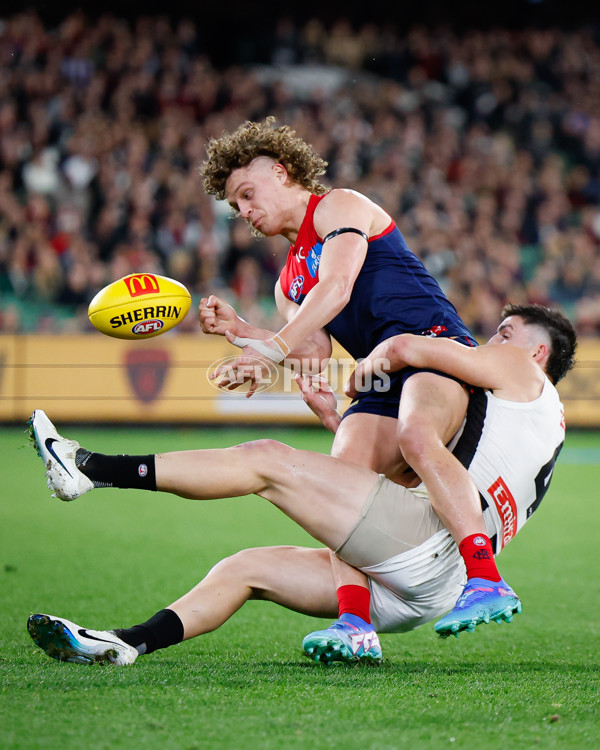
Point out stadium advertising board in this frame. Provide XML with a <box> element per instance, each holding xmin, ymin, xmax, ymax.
<box><xmin>0</xmin><ymin>335</ymin><xmax>598</xmax><ymax>426</ymax></box>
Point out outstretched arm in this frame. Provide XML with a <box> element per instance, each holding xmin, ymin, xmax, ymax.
<box><xmin>210</xmin><ymin>281</ymin><xmax>334</xmax><ymax>396</ymax></box>
<box><xmin>346</xmin><ymin>335</ymin><xmax>544</xmax><ymax>401</ymax></box>
<box><xmin>199</xmin><ymin>295</ymin><xmax>248</xmax><ymax>338</ymax></box>
<box><xmin>199</xmin><ymin>293</ymin><xmax>331</xmax><ymax>363</ymax></box>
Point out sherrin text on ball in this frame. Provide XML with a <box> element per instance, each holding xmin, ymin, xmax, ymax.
<box><xmin>88</xmin><ymin>273</ymin><xmax>191</xmax><ymax>339</ymax></box>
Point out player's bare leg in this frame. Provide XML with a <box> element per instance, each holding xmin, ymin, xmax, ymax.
<box><xmin>300</xmin><ymin>412</ymin><xmax>411</xmax><ymax>663</ymax></box>
<box><xmin>330</xmin><ymin>412</ymin><xmax>413</xmax><ymax>485</ymax></box>
<box><xmin>30</xmin><ymin>410</ymin><xmax>377</xmax><ymax>550</ymax></box>
<box><xmin>293</xmin><ymin>377</ymin><xmax>416</xmax><ymax>632</ymax></box>
<box><xmin>29</xmin><ymin>410</ymin><xmax>383</xmax><ymax>664</ymax></box>
<box><xmin>156</xmin><ymin>439</ymin><xmax>377</xmax><ymax>551</ymax></box>
<box><xmin>161</xmin><ymin>442</ymin><xmax>379</xmax><ymax>662</ymax></box>
<box><xmin>396</xmin><ymin>373</ymin><xmax>477</xmax><ymax>541</ymax></box>
<box><xmin>329</xmin><ymin>413</ymin><xmax>415</xmax><ymax>601</ymax></box>
<box><xmin>397</xmin><ymin>373</ymin><xmax>521</xmax><ymax>637</ymax></box>
<box><xmin>28</xmin><ymin>546</ymin><xmax>340</xmax><ymax>665</ymax></box>
<box><xmin>168</xmin><ymin>546</ymin><xmax>337</xmax><ymax>638</ymax></box>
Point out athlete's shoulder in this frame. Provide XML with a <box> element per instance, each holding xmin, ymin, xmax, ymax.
<box><xmin>316</xmin><ymin>187</ymin><xmax>373</xmax><ymax>208</ymax></box>
<box><xmin>313</xmin><ymin>188</ymin><xmax>382</xmax><ymax>232</ymax></box>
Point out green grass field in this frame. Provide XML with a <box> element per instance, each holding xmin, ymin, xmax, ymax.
<box><xmin>1</xmin><ymin>424</ymin><xmax>599</xmax><ymax>749</ymax></box>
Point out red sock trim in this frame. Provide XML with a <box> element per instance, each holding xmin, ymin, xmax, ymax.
<box><xmin>337</xmin><ymin>585</ymin><xmax>371</xmax><ymax>623</ymax></box>
<box><xmin>458</xmin><ymin>534</ymin><xmax>501</xmax><ymax>582</ymax></box>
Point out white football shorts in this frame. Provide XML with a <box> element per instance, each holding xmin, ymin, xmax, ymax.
<box><xmin>335</xmin><ymin>475</ymin><xmax>466</xmax><ymax>633</ymax></box>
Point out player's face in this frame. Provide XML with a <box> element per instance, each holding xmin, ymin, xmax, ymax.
<box><xmin>488</xmin><ymin>316</ymin><xmax>534</xmax><ymax>350</ymax></box>
<box><xmin>225</xmin><ymin>158</ymin><xmax>289</xmax><ymax>237</ymax></box>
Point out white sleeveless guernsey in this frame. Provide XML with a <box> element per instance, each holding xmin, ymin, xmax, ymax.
<box><xmin>453</xmin><ymin>377</ymin><xmax>566</xmax><ymax>555</ymax></box>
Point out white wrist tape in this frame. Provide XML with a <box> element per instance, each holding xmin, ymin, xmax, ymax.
<box><xmin>231</xmin><ymin>335</ymin><xmax>287</xmax><ymax>364</ymax></box>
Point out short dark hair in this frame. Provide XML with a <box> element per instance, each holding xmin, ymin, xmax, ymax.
<box><xmin>501</xmin><ymin>303</ymin><xmax>577</xmax><ymax>384</ymax></box>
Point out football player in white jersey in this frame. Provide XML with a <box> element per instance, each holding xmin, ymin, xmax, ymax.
<box><xmin>26</xmin><ymin>304</ymin><xmax>576</xmax><ymax>666</ymax></box>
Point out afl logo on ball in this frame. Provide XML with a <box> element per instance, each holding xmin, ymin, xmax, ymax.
<box><xmin>289</xmin><ymin>275</ymin><xmax>304</xmax><ymax>301</ymax></box>
<box><xmin>132</xmin><ymin>319</ymin><xmax>165</xmax><ymax>335</ymax></box>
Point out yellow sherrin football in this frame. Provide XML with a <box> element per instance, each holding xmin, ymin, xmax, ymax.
<box><xmin>88</xmin><ymin>273</ymin><xmax>192</xmax><ymax>339</ymax></box>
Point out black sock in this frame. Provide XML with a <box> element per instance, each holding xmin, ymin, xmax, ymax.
<box><xmin>114</xmin><ymin>609</ymin><xmax>184</xmax><ymax>655</ymax></box>
<box><xmin>75</xmin><ymin>449</ymin><xmax>157</xmax><ymax>491</ymax></box>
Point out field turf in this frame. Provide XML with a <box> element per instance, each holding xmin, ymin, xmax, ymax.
<box><xmin>1</xmin><ymin>424</ymin><xmax>599</xmax><ymax>749</ymax></box>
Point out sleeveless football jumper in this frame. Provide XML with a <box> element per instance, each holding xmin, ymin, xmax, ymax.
<box><xmin>279</xmin><ymin>193</ymin><xmax>476</xmax><ymax>418</ymax></box>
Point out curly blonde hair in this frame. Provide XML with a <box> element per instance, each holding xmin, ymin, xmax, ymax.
<box><xmin>201</xmin><ymin>117</ymin><xmax>329</xmax><ymax>200</ymax></box>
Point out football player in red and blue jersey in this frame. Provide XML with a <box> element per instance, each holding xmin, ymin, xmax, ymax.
<box><xmin>199</xmin><ymin>118</ymin><xmax>512</xmax><ymax>659</ymax></box>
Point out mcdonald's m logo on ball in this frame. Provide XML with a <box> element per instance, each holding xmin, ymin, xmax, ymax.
<box><xmin>124</xmin><ymin>274</ymin><xmax>161</xmax><ymax>298</ymax></box>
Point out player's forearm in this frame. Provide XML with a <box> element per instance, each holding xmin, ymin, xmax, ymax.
<box><xmin>321</xmin><ymin>410</ymin><xmax>342</xmax><ymax>434</ymax></box>
<box><xmin>276</xmin><ymin>282</ymin><xmax>350</xmax><ymax>355</ymax></box>
<box><xmin>231</xmin><ymin>327</ymin><xmax>330</xmax><ymax>374</ymax></box>
<box><xmin>285</xmin><ymin>330</ymin><xmax>332</xmax><ymax>373</ymax></box>
<box><xmin>372</xmin><ymin>334</ymin><xmax>473</xmax><ymax>376</ymax></box>
<box><xmin>230</xmin><ymin>318</ymin><xmax>276</xmax><ymax>340</ymax></box>
<box><xmin>369</xmin><ymin>334</ymin><xmax>442</xmax><ymax>372</ymax></box>
<box><xmin>347</xmin><ymin>335</ymin><xmax>436</xmax><ymax>397</ymax></box>
<box><xmin>351</xmin><ymin>335</ymin><xmax>433</xmax><ymax>387</ymax></box>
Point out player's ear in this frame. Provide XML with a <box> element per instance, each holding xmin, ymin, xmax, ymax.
<box><xmin>533</xmin><ymin>342</ymin><xmax>549</xmax><ymax>366</ymax></box>
<box><xmin>273</xmin><ymin>162</ymin><xmax>290</xmax><ymax>183</ymax></box>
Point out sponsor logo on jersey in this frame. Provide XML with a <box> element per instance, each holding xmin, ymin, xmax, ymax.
<box><xmin>306</xmin><ymin>243</ymin><xmax>322</xmax><ymax>278</ymax></box>
<box><xmin>289</xmin><ymin>275</ymin><xmax>305</xmax><ymax>301</ymax></box>
<box><xmin>424</xmin><ymin>325</ymin><xmax>449</xmax><ymax>337</ymax></box>
<box><xmin>110</xmin><ymin>306</ymin><xmax>182</xmax><ymax>329</ymax></box>
<box><xmin>488</xmin><ymin>476</ymin><xmax>518</xmax><ymax>549</ymax></box>
<box><xmin>124</xmin><ymin>274</ymin><xmax>161</xmax><ymax>297</ymax></box>
<box><xmin>132</xmin><ymin>319</ymin><xmax>164</xmax><ymax>335</ymax></box>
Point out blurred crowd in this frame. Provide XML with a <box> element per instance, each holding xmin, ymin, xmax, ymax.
<box><xmin>1</xmin><ymin>9</ymin><xmax>600</xmax><ymax>337</ymax></box>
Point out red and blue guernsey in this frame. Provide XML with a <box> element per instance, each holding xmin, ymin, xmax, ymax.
<box><xmin>279</xmin><ymin>193</ymin><xmax>473</xmax><ymax>359</ymax></box>
<box><xmin>279</xmin><ymin>193</ymin><xmax>476</xmax><ymax>419</ymax></box>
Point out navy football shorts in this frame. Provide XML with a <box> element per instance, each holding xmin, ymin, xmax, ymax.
<box><xmin>341</xmin><ymin>334</ymin><xmax>477</xmax><ymax>422</ymax></box>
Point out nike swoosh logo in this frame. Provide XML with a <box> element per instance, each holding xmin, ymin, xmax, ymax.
<box><xmin>45</xmin><ymin>438</ymin><xmax>73</xmax><ymax>478</ymax></box>
<box><xmin>78</xmin><ymin>628</ymin><xmax>118</xmax><ymax>645</ymax></box>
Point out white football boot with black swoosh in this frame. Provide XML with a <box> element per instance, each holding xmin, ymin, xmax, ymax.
<box><xmin>27</xmin><ymin>614</ymin><xmax>138</xmax><ymax>665</ymax></box>
<box><xmin>29</xmin><ymin>409</ymin><xmax>94</xmax><ymax>501</ymax></box>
